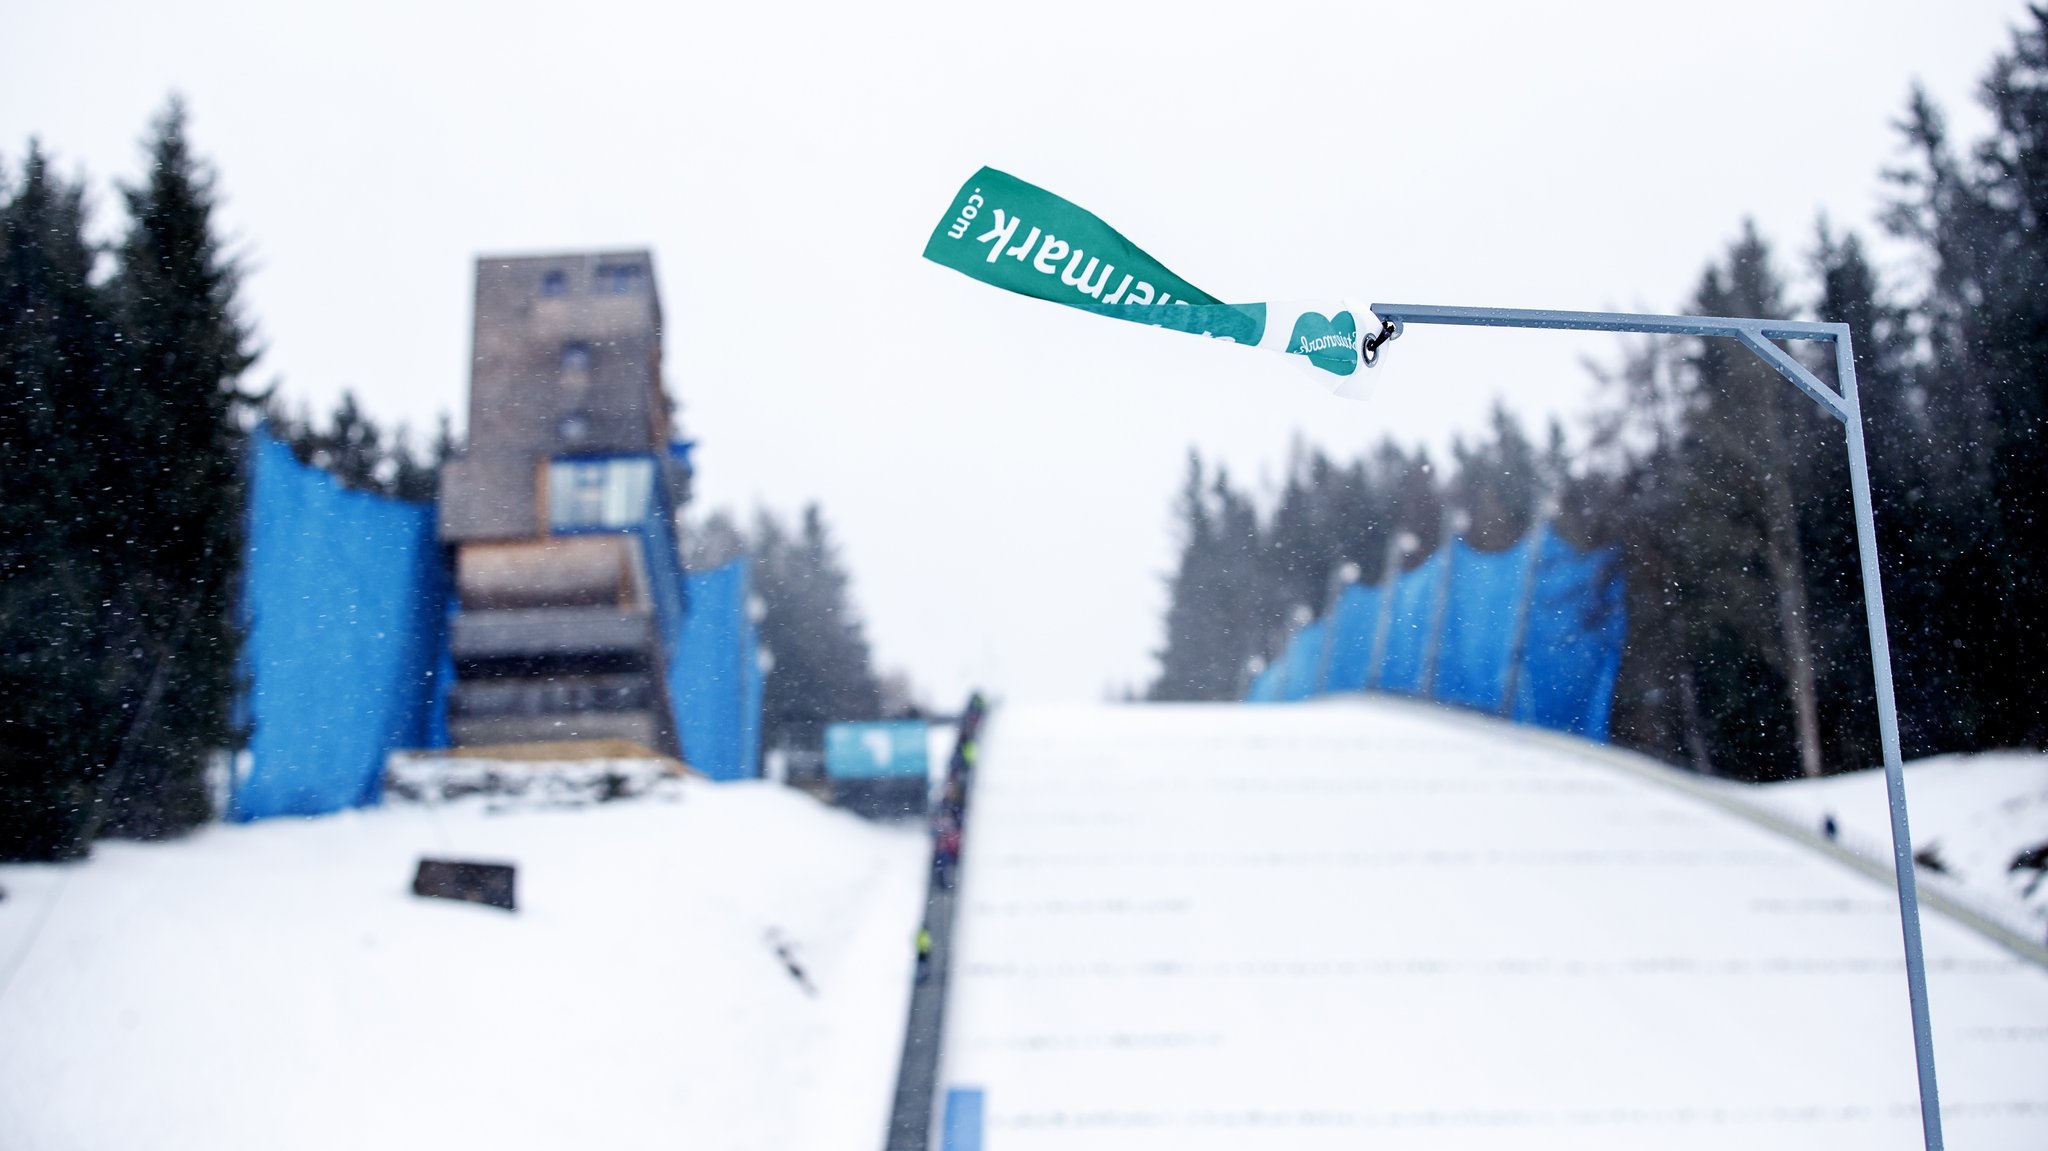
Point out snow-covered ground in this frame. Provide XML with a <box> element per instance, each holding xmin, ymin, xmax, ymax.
<box><xmin>938</xmin><ymin>699</ymin><xmax>2048</xmax><ymax>1150</ymax></box>
<box><xmin>0</xmin><ymin>780</ymin><xmax>928</xmax><ymax>1151</ymax></box>
<box><xmin>1747</xmin><ymin>751</ymin><xmax>2048</xmax><ymax>943</ymax></box>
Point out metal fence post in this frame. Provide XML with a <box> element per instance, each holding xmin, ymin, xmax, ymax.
<box><xmin>1365</xmin><ymin>532</ymin><xmax>1413</xmax><ymax>689</ymax></box>
<box><xmin>1420</xmin><ymin>512</ymin><xmax>1465</xmax><ymax>699</ymax></box>
<box><xmin>1837</xmin><ymin>333</ymin><xmax>1943</xmax><ymax>1150</ymax></box>
<box><xmin>1499</xmin><ymin>517</ymin><xmax>1550</xmax><ymax>718</ymax></box>
<box><xmin>1367</xmin><ymin>304</ymin><xmax>1943</xmax><ymax>1150</ymax></box>
<box><xmin>1312</xmin><ymin>562</ymin><xmax>1361</xmax><ymax>696</ymax></box>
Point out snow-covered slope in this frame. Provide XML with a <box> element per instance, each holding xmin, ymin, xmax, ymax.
<box><xmin>938</xmin><ymin>699</ymin><xmax>2048</xmax><ymax>1151</ymax></box>
<box><xmin>0</xmin><ymin>781</ymin><xmax>928</xmax><ymax>1151</ymax></box>
<box><xmin>1749</xmin><ymin>751</ymin><xmax>2048</xmax><ymax>941</ymax></box>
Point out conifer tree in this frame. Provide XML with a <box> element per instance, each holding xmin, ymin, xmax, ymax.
<box><xmin>1681</xmin><ymin>224</ymin><xmax>1834</xmax><ymax>778</ymax></box>
<box><xmin>1801</xmin><ymin>224</ymin><xmax>1902</xmax><ymax>768</ymax></box>
<box><xmin>269</xmin><ymin>390</ymin><xmax>447</xmax><ymax>502</ymax></box>
<box><xmin>1450</xmin><ymin>403</ymin><xmax>1542</xmax><ymax>551</ymax></box>
<box><xmin>94</xmin><ymin>99</ymin><xmax>256</xmax><ymax>838</ymax></box>
<box><xmin>1580</xmin><ymin>337</ymin><xmax>1716</xmax><ymax>771</ymax></box>
<box><xmin>1148</xmin><ymin>441</ymin><xmax>1446</xmax><ymax>701</ymax></box>
<box><xmin>1151</xmin><ymin>453</ymin><xmax>1236</xmax><ymax>700</ymax></box>
<box><xmin>1884</xmin><ymin>13</ymin><xmax>2048</xmax><ymax>747</ymax></box>
<box><xmin>751</xmin><ymin>503</ymin><xmax>882</xmax><ymax>750</ymax></box>
<box><xmin>1262</xmin><ymin>445</ymin><xmax>1388</xmax><ymax>620</ymax></box>
<box><xmin>1209</xmin><ymin>464</ymin><xmax>1278</xmax><ymax>684</ymax></box>
<box><xmin>0</xmin><ymin>145</ymin><xmax>121</xmax><ymax>859</ymax></box>
<box><xmin>1383</xmin><ymin>445</ymin><xmax>1445</xmax><ymax>567</ymax></box>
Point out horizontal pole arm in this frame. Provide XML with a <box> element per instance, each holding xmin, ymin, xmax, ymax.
<box><xmin>1366</xmin><ymin>303</ymin><xmax>1849</xmax><ymax>421</ymax></box>
<box><xmin>1368</xmin><ymin>303</ymin><xmax>1846</xmax><ymax>342</ymax></box>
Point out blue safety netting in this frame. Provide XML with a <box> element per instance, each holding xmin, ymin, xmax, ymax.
<box><xmin>633</xmin><ymin>470</ymin><xmax>763</xmax><ymax>780</ymax></box>
<box><xmin>1320</xmin><ymin>583</ymin><xmax>1382</xmax><ymax>693</ymax></box>
<box><xmin>1433</xmin><ymin>537</ymin><xmax>1533</xmax><ymax>713</ymax></box>
<box><xmin>236</xmin><ymin>429</ymin><xmax>766</xmax><ymax>819</ymax></box>
<box><xmin>635</xmin><ymin>488</ymin><xmax>690</xmax><ymax>744</ymax></box>
<box><xmin>1511</xmin><ymin>532</ymin><xmax>1626</xmax><ymax>740</ymax></box>
<box><xmin>660</xmin><ymin>557</ymin><xmax>762</xmax><ymax>781</ymax></box>
<box><xmin>1246</xmin><ymin>660</ymin><xmax>1283</xmax><ymax>702</ymax></box>
<box><xmin>1274</xmin><ymin>618</ymin><xmax>1327</xmax><ymax>702</ymax></box>
<box><xmin>1247</xmin><ymin>526</ymin><xmax>1625</xmax><ymax>742</ymax></box>
<box><xmin>630</xmin><ymin>470</ymin><xmax>762</xmax><ymax>782</ymax></box>
<box><xmin>1379</xmin><ymin>551</ymin><xmax>1445</xmax><ymax>694</ymax></box>
<box><xmin>233</xmin><ymin>430</ymin><xmax>448</xmax><ymax>820</ymax></box>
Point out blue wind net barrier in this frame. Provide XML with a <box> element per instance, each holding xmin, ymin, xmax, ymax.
<box><xmin>1320</xmin><ymin>582</ymin><xmax>1381</xmax><ymax>692</ymax></box>
<box><xmin>632</xmin><ymin>462</ymin><xmax>762</xmax><ymax>781</ymax></box>
<box><xmin>1380</xmin><ymin>550</ymin><xmax>1444</xmax><ymax>694</ymax></box>
<box><xmin>657</xmin><ymin>554</ymin><xmax>763</xmax><ymax>782</ymax></box>
<box><xmin>234</xmin><ymin>431</ymin><xmax>765</xmax><ymax>819</ymax></box>
<box><xmin>1514</xmin><ymin>532</ymin><xmax>1627</xmax><ymax>739</ymax></box>
<box><xmin>233</xmin><ymin>430</ymin><xmax>448</xmax><ymax>820</ymax></box>
<box><xmin>1433</xmin><ymin>539</ymin><xmax>1530</xmax><ymax>713</ymax></box>
<box><xmin>1249</xmin><ymin>526</ymin><xmax>1625</xmax><ymax>741</ymax></box>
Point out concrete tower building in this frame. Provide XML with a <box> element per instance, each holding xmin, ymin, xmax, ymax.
<box><xmin>437</xmin><ymin>251</ymin><xmax>690</xmax><ymax>752</ymax></box>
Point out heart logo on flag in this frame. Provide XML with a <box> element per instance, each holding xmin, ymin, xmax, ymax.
<box><xmin>1286</xmin><ymin>310</ymin><xmax>1359</xmax><ymax>376</ymax></box>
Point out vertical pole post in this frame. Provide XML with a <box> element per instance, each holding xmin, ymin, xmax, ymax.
<box><xmin>1312</xmin><ymin>564</ymin><xmax>1355</xmax><ymax>696</ymax></box>
<box><xmin>1838</xmin><ymin>334</ymin><xmax>1942</xmax><ymax>1151</ymax></box>
<box><xmin>1499</xmin><ymin>518</ymin><xmax>1549</xmax><ymax>719</ymax></box>
<box><xmin>1276</xmin><ymin>607</ymin><xmax>1313</xmax><ymax>701</ymax></box>
<box><xmin>1365</xmin><ymin>533</ymin><xmax>1405</xmax><ymax>689</ymax></box>
<box><xmin>1311</xmin><ymin>614</ymin><xmax>1336</xmax><ymax>696</ymax></box>
<box><xmin>1239</xmin><ymin>656</ymin><xmax>1265</xmax><ymax>700</ymax></box>
<box><xmin>1420</xmin><ymin>515</ymin><xmax>1460</xmax><ymax>699</ymax></box>
<box><xmin>1367</xmin><ymin>304</ymin><xmax>1944</xmax><ymax>1147</ymax></box>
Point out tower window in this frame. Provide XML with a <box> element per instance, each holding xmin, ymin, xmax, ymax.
<box><xmin>548</xmin><ymin>456</ymin><xmax>654</xmax><ymax>530</ymax></box>
<box><xmin>594</xmin><ymin>263</ymin><xmax>643</xmax><ymax>294</ymax></box>
<box><xmin>539</xmin><ymin>269</ymin><xmax>569</xmax><ymax>296</ymax></box>
<box><xmin>561</xmin><ymin>342</ymin><xmax>592</xmax><ymax>373</ymax></box>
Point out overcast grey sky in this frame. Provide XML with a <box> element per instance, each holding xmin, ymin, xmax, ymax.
<box><xmin>2</xmin><ymin>0</ymin><xmax>2027</xmax><ymax>705</ymax></box>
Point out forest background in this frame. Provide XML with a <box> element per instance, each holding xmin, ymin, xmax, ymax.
<box><xmin>6</xmin><ymin>15</ymin><xmax>2048</xmax><ymax>860</ymax></box>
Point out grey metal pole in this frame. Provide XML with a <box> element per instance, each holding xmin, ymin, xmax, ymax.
<box><xmin>1836</xmin><ymin>334</ymin><xmax>1943</xmax><ymax>1150</ymax></box>
<box><xmin>1365</xmin><ymin>532</ymin><xmax>1409</xmax><ymax>689</ymax></box>
<box><xmin>1368</xmin><ymin>304</ymin><xmax>1943</xmax><ymax>1150</ymax></box>
<box><xmin>1313</xmin><ymin>562</ymin><xmax>1360</xmax><ymax>695</ymax></box>
<box><xmin>1499</xmin><ymin>517</ymin><xmax>1550</xmax><ymax>718</ymax></box>
<box><xmin>1279</xmin><ymin>604</ymin><xmax>1313</xmax><ymax>699</ymax></box>
<box><xmin>1420</xmin><ymin>513</ymin><xmax>1463</xmax><ymax>699</ymax></box>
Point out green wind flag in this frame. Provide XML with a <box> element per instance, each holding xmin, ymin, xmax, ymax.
<box><xmin>922</xmin><ymin>167</ymin><xmax>1380</xmax><ymax>383</ymax></box>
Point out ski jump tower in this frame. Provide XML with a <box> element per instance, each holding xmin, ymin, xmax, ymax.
<box><xmin>437</xmin><ymin>251</ymin><xmax>691</xmax><ymax>753</ymax></box>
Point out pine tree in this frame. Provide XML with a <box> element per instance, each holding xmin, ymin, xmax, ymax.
<box><xmin>0</xmin><ymin>145</ymin><xmax>122</xmax><ymax>859</ymax></box>
<box><xmin>389</xmin><ymin>424</ymin><xmax>437</xmax><ymax>503</ymax></box>
<box><xmin>1151</xmin><ymin>452</ymin><xmax>1240</xmax><ymax>700</ymax></box>
<box><xmin>1210</xmin><ymin>465</ymin><xmax>1280</xmax><ymax>682</ymax></box>
<box><xmin>1148</xmin><ymin>438</ymin><xmax>1465</xmax><ymax>701</ymax></box>
<box><xmin>1263</xmin><ymin>445</ymin><xmax>1328</xmax><ymax>617</ymax></box>
<box><xmin>94</xmin><ymin>99</ymin><xmax>256</xmax><ymax>838</ymax></box>
<box><xmin>751</xmin><ymin>503</ymin><xmax>882</xmax><ymax>751</ymax></box>
<box><xmin>1383</xmin><ymin>444</ymin><xmax>1445</xmax><ymax>569</ymax></box>
<box><xmin>1682</xmin><ymin>224</ymin><xmax>1834</xmax><ymax>778</ymax></box>
<box><xmin>684</xmin><ymin>509</ymin><xmax>748</xmax><ymax>571</ymax></box>
<box><xmin>270</xmin><ymin>390</ymin><xmax>447</xmax><ymax>502</ymax></box>
<box><xmin>1580</xmin><ymin>337</ymin><xmax>1716</xmax><ymax>772</ymax></box>
<box><xmin>1883</xmin><ymin>14</ymin><xmax>2048</xmax><ymax>747</ymax></box>
<box><xmin>1580</xmin><ymin>482</ymin><xmax>1700</xmax><ymax>777</ymax></box>
<box><xmin>1805</xmin><ymin>223</ymin><xmax>1910</xmax><ymax>769</ymax></box>
<box><xmin>1449</xmin><ymin>403</ymin><xmax>1542</xmax><ymax>551</ymax></box>
<box><xmin>317</xmin><ymin>392</ymin><xmax>384</xmax><ymax>492</ymax></box>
